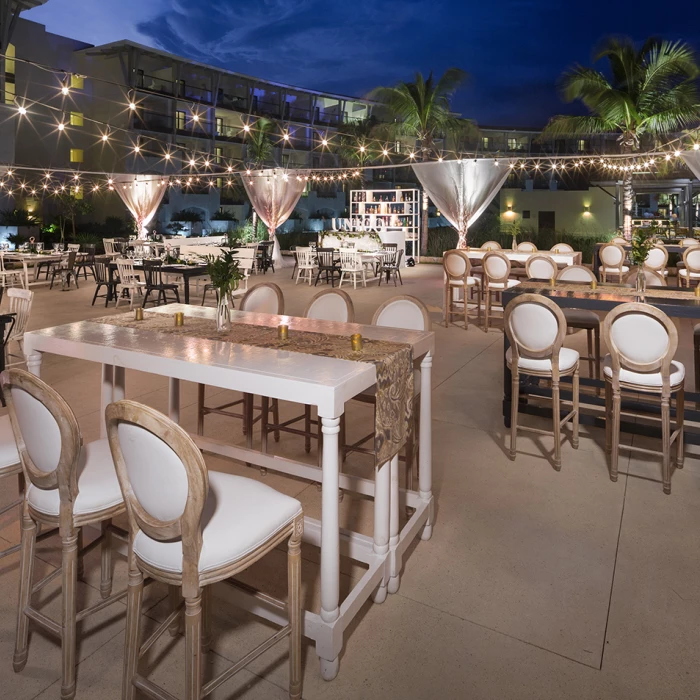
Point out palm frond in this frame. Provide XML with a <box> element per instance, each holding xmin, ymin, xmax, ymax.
<box><xmin>540</xmin><ymin>115</ymin><xmax>615</xmax><ymax>139</ymax></box>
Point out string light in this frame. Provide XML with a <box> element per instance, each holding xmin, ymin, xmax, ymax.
<box><xmin>243</xmin><ymin>124</ymin><xmax>250</xmax><ymax>132</ymax></box>
<box><xmin>128</xmin><ymin>102</ymin><xmax>136</xmax><ymax>111</ymax></box>
<box><xmin>57</xmin><ymin>122</ymin><xmax>65</xmax><ymax>131</ymax></box>
<box><xmin>283</xmin><ymin>133</ymin><xmax>290</xmax><ymax>141</ymax></box>
<box><xmin>17</xmin><ymin>105</ymin><xmax>26</xmax><ymax>116</ymax></box>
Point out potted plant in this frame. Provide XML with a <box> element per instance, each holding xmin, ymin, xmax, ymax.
<box><xmin>201</xmin><ymin>249</ymin><xmax>244</xmax><ymax>331</ymax></box>
<box><xmin>508</xmin><ymin>219</ymin><xmax>522</xmax><ymax>250</ymax></box>
<box><xmin>629</xmin><ymin>227</ymin><xmax>656</xmax><ymax>294</ymax></box>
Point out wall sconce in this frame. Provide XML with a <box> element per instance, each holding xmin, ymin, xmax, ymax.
<box><xmin>583</xmin><ymin>204</ymin><xmax>591</xmax><ymax>217</ymax></box>
<box><xmin>504</xmin><ymin>203</ymin><xmax>515</xmax><ymax>218</ymax></box>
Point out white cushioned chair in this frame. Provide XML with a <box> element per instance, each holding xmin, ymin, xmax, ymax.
<box><xmin>678</xmin><ymin>247</ymin><xmax>700</xmax><ymax>288</ymax></box>
<box><xmin>482</xmin><ymin>251</ymin><xmax>520</xmax><ymax>331</ymax></box>
<box><xmin>525</xmin><ymin>254</ymin><xmax>558</xmax><ymax>280</ymax></box>
<box><xmin>0</xmin><ymin>414</ymin><xmax>22</xmax><ymax>562</ymax></box>
<box><xmin>443</xmin><ymin>249</ymin><xmax>480</xmax><ymax>330</ymax></box>
<box><xmin>599</xmin><ymin>243</ymin><xmax>629</xmax><ymax>282</ymax></box>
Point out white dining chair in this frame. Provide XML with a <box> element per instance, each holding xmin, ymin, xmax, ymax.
<box><xmin>504</xmin><ymin>294</ymin><xmax>580</xmax><ymax>470</ymax></box>
<box><xmin>557</xmin><ymin>265</ymin><xmax>601</xmax><ymax>380</ymax></box>
<box><xmin>678</xmin><ymin>247</ymin><xmax>700</xmax><ymax>288</ymax></box>
<box><xmin>105</xmin><ymin>400</ymin><xmax>304</xmax><ymax>700</ymax></box>
<box><xmin>2</xmin><ymin>369</ymin><xmax>125</xmax><ymax>700</ymax></box>
<box><xmin>644</xmin><ymin>244</ymin><xmax>669</xmax><ymax>277</ymax></box>
<box><xmin>482</xmin><ymin>252</ymin><xmax>520</xmax><ymax>332</ymax></box>
<box><xmin>66</xmin><ymin>244</ymin><xmax>81</xmax><ymax>253</ymax></box>
<box><xmin>624</xmin><ymin>267</ymin><xmax>667</xmax><ymax>287</ymax></box>
<box><xmin>295</xmin><ymin>247</ymin><xmax>315</xmax><ymax>285</ymax></box>
<box><xmin>0</xmin><ymin>414</ymin><xmax>22</xmax><ymax>562</ymax></box>
<box><xmin>480</xmin><ymin>240</ymin><xmax>502</xmax><ymax>251</ymax></box>
<box><xmin>611</xmin><ymin>236</ymin><xmax>627</xmax><ymax>245</ymax></box>
<box><xmin>4</xmin><ymin>287</ymin><xmax>33</xmax><ymax>368</ymax></box>
<box><xmin>239</xmin><ymin>282</ymin><xmax>285</xmax><ymax>314</ymax></box>
<box><xmin>679</xmin><ymin>237</ymin><xmax>699</xmax><ymax>247</ymax></box>
<box><xmin>550</xmin><ymin>243</ymin><xmax>574</xmax><ymax>253</ymax></box>
<box><xmin>525</xmin><ymin>254</ymin><xmax>558</xmax><ymax>280</ymax></box>
<box><xmin>115</xmin><ymin>258</ymin><xmax>146</xmax><ymax>308</ymax></box>
<box><xmin>0</xmin><ymin>253</ymin><xmax>25</xmax><ymax>288</ymax></box>
<box><xmin>602</xmin><ymin>303</ymin><xmax>684</xmax><ymax>494</ymax></box>
<box><xmin>598</xmin><ymin>243</ymin><xmax>629</xmax><ymax>282</ymax></box>
<box><xmin>443</xmin><ymin>249</ymin><xmax>480</xmax><ymax>330</ymax></box>
<box><xmin>339</xmin><ymin>249</ymin><xmax>366</xmax><ymax>289</ymax></box>
<box><xmin>516</xmin><ymin>241</ymin><xmax>538</xmax><ymax>252</ymax></box>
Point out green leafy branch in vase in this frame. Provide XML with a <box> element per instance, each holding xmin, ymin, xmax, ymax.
<box><xmin>629</xmin><ymin>227</ymin><xmax>657</xmax><ymax>267</ymax></box>
<box><xmin>201</xmin><ymin>249</ymin><xmax>244</xmax><ymax>298</ymax></box>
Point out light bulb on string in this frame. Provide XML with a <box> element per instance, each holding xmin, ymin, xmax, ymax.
<box><xmin>382</xmin><ymin>148</ymin><xmax>389</xmax><ymax>156</ymax></box>
<box><xmin>665</xmin><ymin>153</ymin><xmax>672</xmax><ymax>161</ymax></box>
<box><xmin>192</xmin><ymin>113</ymin><xmax>199</xmax><ymax>122</ymax></box>
<box><xmin>694</xmin><ymin>143</ymin><xmax>700</xmax><ymax>151</ymax></box>
<box><xmin>133</xmin><ymin>145</ymin><xmax>140</xmax><ymax>153</ymax></box>
<box><xmin>409</xmin><ymin>152</ymin><xmax>415</xmax><ymax>159</ymax></box>
<box><xmin>283</xmin><ymin>133</ymin><xmax>290</xmax><ymax>141</ymax></box>
<box><xmin>204</xmin><ymin>160</ymin><xmax>210</xmax><ymax>167</ymax></box>
<box><xmin>164</xmin><ymin>152</ymin><xmax>171</xmax><ymax>160</ymax></box>
<box><xmin>128</xmin><ymin>101</ymin><xmax>136</xmax><ymax>111</ymax></box>
<box><xmin>102</xmin><ymin>133</ymin><xmax>109</xmax><ymax>142</ymax></box>
<box><xmin>674</xmin><ymin>150</ymin><xmax>681</xmax><ymax>157</ymax></box>
<box><xmin>227</xmin><ymin>165</ymin><xmax>233</xmax><ymax>172</ymax></box>
<box><xmin>57</xmin><ymin>122</ymin><xmax>65</xmax><ymax>131</ymax></box>
<box><xmin>189</xmin><ymin>159</ymin><xmax>196</xmax><ymax>167</ymax></box>
<box><xmin>321</xmin><ymin>138</ymin><xmax>328</xmax><ymax>147</ymax></box>
<box><xmin>243</xmin><ymin>124</ymin><xmax>250</xmax><ymax>132</ymax></box>
<box><xmin>359</xmin><ymin>145</ymin><xmax>366</xmax><ymax>153</ymax></box>
<box><xmin>17</xmin><ymin>105</ymin><xmax>26</xmax><ymax>116</ymax></box>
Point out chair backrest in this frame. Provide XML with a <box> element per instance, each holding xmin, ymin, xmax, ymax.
<box><xmin>103</xmin><ymin>239</ymin><xmax>115</xmax><ymax>255</ymax></box>
<box><xmin>602</xmin><ymin>303</ymin><xmax>677</xmax><ymax>384</ymax></box>
<box><xmin>516</xmin><ymin>241</ymin><xmax>537</xmax><ymax>252</ymax></box>
<box><xmin>304</xmin><ymin>289</ymin><xmax>355</xmax><ymax>322</ymax></box>
<box><xmin>683</xmin><ymin>246</ymin><xmax>700</xmax><ymax>273</ymax></box>
<box><xmin>296</xmin><ymin>248</ymin><xmax>314</xmax><ymax>268</ymax></box>
<box><xmin>142</xmin><ymin>259</ymin><xmax>164</xmax><ymax>286</ymax></box>
<box><xmin>67</xmin><ymin>244</ymin><xmax>80</xmax><ymax>252</ymax></box>
<box><xmin>1</xmin><ymin>369</ymin><xmax>81</xmax><ymax>507</ymax></box>
<box><xmin>239</xmin><ymin>283</ymin><xmax>284</xmax><ymax>315</ymax></box>
<box><xmin>644</xmin><ymin>244</ymin><xmax>668</xmax><ymax>271</ymax></box>
<box><xmin>611</xmin><ymin>236</ymin><xmax>627</xmax><ymax>245</ymax></box>
<box><xmin>679</xmin><ymin>238</ymin><xmax>699</xmax><ymax>248</ymax></box>
<box><xmin>600</xmin><ymin>243</ymin><xmax>625</xmax><ymax>268</ymax></box>
<box><xmin>62</xmin><ymin>251</ymin><xmax>77</xmax><ymax>271</ymax></box>
<box><xmin>483</xmin><ymin>251</ymin><xmax>511</xmax><ymax>285</ymax></box>
<box><xmin>316</xmin><ymin>248</ymin><xmax>336</xmax><ymax>269</ymax></box>
<box><xmin>93</xmin><ymin>256</ymin><xmax>110</xmax><ymax>285</ymax></box>
<box><xmin>116</xmin><ymin>258</ymin><xmax>138</xmax><ymax>284</ymax></box>
<box><xmin>105</xmin><ymin>399</ymin><xmax>207</xmax><ymax>593</ymax></box>
<box><xmin>6</xmin><ymin>287</ymin><xmax>33</xmax><ymax>340</ymax></box>
<box><xmin>372</xmin><ymin>295</ymin><xmax>431</xmax><ymax>331</ymax></box>
<box><xmin>504</xmin><ymin>294</ymin><xmax>567</xmax><ymax>374</ymax></box>
<box><xmin>550</xmin><ymin>243</ymin><xmax>574</xmax><ymax>253</ymax></box>
<box><xmin>624</xmin><ymin>266</ymin><xmax>667</xmax><ymax>287</ymax></box>
<box><xmin>443</xmin><ymin>249</ymin><xmax>470</xmax><ymax>282</ymax></box>
<box><xmin>234</xmin><ymin>247</ymin><xmax>256</xmax><ymax>260</ymax></box>
<box><xmin>339</xmin><ymin>249</ymin><xmax>359</xmax><ymax>269</ymax></box>
<box><xmin>525</xmin><ymin>255</ymin><xmax>558</xmax><ymax>280</ymax></box>
<box><xmin>382</xmin><ymin>243</ymin><xmax>398</xmax><ymax>250</ymax></box>
<box><xmin>480</xmin><ymin>240</ymin><xmax>502</xmax><ymax>251</ymax></box>
<box><xmin>557</xmin><ymin>264</ymin><xmax>596</xmax><ymax>283</ymax></box>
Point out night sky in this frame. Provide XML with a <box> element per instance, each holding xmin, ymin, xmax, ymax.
<box><xmin>25</xmin><ymin>0</ymin><xmax>700</xmax><ymax>128</ymax></box>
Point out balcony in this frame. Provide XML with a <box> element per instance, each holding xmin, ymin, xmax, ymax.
<box><xmin>135</xmin><ymin>73</ymin><xmax>174</xmax><ymax>97</ymax></box>
<box><xmin>133</xmin><ymin>110</ymin><xmax>173</xmax><ymax>134</ymax></box>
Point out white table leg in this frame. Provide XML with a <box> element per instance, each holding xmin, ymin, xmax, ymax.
<box><xmin>26</xmin><ymin>351</ymin><xmax>42</xmax><ymax>377</ymax></box>
<box><xmin>24</xmin><ymin>262</ymin><xmax>30</xmax><ymax>289</ymax></box>
<box><xmin>319</xmin><ymin>415</ymin><xmax>340</xmax><ymax>681</ymax></box>
<box><xmin>372</xmin><ymin>458</ymin><xmax>390</xmax><ymax>604</ymax></box>
<box><xmin>419</xmin><ymin>352</ymin><xmax>434</xmax><ymax>540</ymax></box>
<box><xmin>388</xmin><ymin>454</ymin><xmax>401</xmax><ymax>594</ymax></box>
<box><xmin>113</xmin><ymin>367</ymin><xmax>126</xmax><ymax>402</ymax></box>
<box><xmin>168</xmin><ymin>378</ymin><xmax>180</xmax><ymax>424</ymax></box>
<box><xmin>100</xmin><ymin>365</ymin><xmax>114</xmax><ymax>438</ymax></box>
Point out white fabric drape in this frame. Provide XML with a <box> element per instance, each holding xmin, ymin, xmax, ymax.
<box><xmin>243</xmin><ymin>168</ymin><xmax>306</xmax><ymax>266</ymax></box>
<box><xmin>412</xmin><ymin>159</ymin><xmax>511</xmax><ymax>248</ymax></box>
<box><xmin>113</xmin><ymin>174</ymin><xmax>169</xmax><ymax>240</ymax></box>
<box><xmin>681</xmin><ymin>151</ymin><xmax>700</xmax><ymax>181</ymax></box>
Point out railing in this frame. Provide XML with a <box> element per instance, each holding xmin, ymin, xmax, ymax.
<box><xmin>134</xmin><ymin>110</ymin><xmax>173</xmax><ymax>134</ymax></box>
<box><xmin>136</xmin><ymin>73</ymin><xmax>174</xmax><ymax>96</ymax></box>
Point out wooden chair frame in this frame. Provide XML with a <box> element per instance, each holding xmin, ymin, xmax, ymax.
<box><xmin>106</xmin><ymin>400</ymin><xmax>303</xmax><ymax>700</ymax></box>
<box><xmin>443</xmin><ymin>249</ymin><xmax>481</xmax><ymax>330</ymax></box>
<box><xmin>516</xmin><ymin>241</ymin><xmax>538</xmax><ymax>252</ymax></box>
<box><xmin>643</xmin><ymin>243</ymin><xmax>669</xmax><ymax>275</ymax></box>
<box><xmin>480</xmin><ymin>241</ymin><xmax>502</xmax><ymax>251</ymax></box>
<box><xmin>550</xmin><ymin>243</ymin><xmax>574</xmax><ymax>253</ymax></box>
<box><xmin>599</xmin><ymin>243</ymin><xmax>627</xmax><ymax>282</ymax></box>
<box><xmin>0</xmin><ymin>418</ymin><xmax>23</xmax><ymax>562</ymax></box>
<box><xmin>1</xmin><ymin>369</ymin><xmax>126</xmax><ymax>700</ymax></box>
<box><xmin>524</xmin><ymin>254</ymin><xmax>558</xmax><ymax>280</ymax></box>
<box><xmin>624</xmin><ymin>267</ymin><xmax>667</xmax><ymax>287</ymax></box>
<box><xmin>482</xmin><ymin>251</ymin><xmax>516</xmax><ymax>332</ymax></box>
<box><xmin>602</xmin><ymin>303</ymin><xmax>684</xmax><ymax>494</ymax></box>
<box><xmin>504</xmin><ymin>294</ymin><xmax>580</xmax><ymax>470</ymax></box>
<box><xmin>678</xmin><ymin>247</ymin><xmax>700</xmax><ymax>288</ymax></box>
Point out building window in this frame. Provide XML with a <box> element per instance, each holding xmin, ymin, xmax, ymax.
<box><xmin>216</xmin><ymin>177</ymin><xmax>223</xmax><ymax>189</ymax></box>
<box><xmin>4</xmin><ymin>79</ymin><xmax>15</xmax><ymax>105</ymax></box>
<box><xmin>176</xmin><ymin>110</ymin><xmax>186</xmax><ymax>130</ymax></box>
<box><xmin>507</xmin><ymin>137</ymin><xmax>518</xmax><ymax>151</ymax></box>
<box><xmin>522</xmin><ymin>210</ymin><xmax>531</xmax><ymax>219</ymax></box>
<box><xmin>577</xmin><ymin>139</ymin><xmax>587</xmax><ymax>152</ymax></box>
<box><xmin>215</xmin><ymin>146</ymin><xmax>223</xmax><ymax>164</ymax></box>
<box><xmin>70</xmin><ymin>148</ymin><xmax>84</xmax><ymax>163</ymax></box>
<box><xmin>70</xmin><ymin>74</ymin><xmax>84</xmax><ymax>90</ymax></box>
<box><xmin>70</xmin><ymin>112</ymin><xmax>84</xmax><ymax>127</ymax></box>
<box><xmin>482</xmin><ymin>136</ymin><xmax>490</xmax><ymax>150</ymax></box>
<box><xmin>215</xmin><ymin>117</ymin><xmax>223</xmax><ymax>135</ymax></box>
<box><xmin>5</xmin><ymin>43</ymin><xmax>15</xmax><ymax>75</ymax></box>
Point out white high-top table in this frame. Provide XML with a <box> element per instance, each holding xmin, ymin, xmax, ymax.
<box><xmin>23</xmin><ymin>303</ymin><xmax>435</xmax><ymax>681</ymax></box>
<box><xmin>465</xmin><ymin>249</ymin><xmax>582</xmax><ymax>265</ymax></box>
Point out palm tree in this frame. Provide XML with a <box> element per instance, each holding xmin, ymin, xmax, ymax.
<box><xmin>541</xmin><ymin>37</ymin><xmax>700</xmax><ymax>239</ymax></box>
<box><xmin>369</xmin><ymin>69</ymin><xmax>474</xmax><ymax>255</ymax></box>
<box><xmin>337</xmin><ymin>116</ymin><xmax>381</xmax><ymax>169</ymax></box>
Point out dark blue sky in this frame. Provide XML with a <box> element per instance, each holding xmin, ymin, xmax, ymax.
<box><xmin>25</xmin><ymin>0</ymin><xmax>700</xmax><ymax>128</ymax></box>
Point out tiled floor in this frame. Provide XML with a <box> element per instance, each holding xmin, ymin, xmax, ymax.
<box><xmin>1</xmin><ymin>263</ymin><xmax>699</xmax><ymax>700</ymax></box>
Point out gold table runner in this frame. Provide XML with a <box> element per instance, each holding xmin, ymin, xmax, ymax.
<box><xmin>91</xmin><ymin>312</ymin><xmax>413</xmax><ymax>465</ymax></box>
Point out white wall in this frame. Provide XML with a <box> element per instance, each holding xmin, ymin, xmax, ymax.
<box><xmin>500</xmin><ymin>186</ymin><xmax>617</xmax><ymax>234</ymax></box>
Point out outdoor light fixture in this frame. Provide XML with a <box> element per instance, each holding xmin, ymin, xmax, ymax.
<box><xmin>243</xmin><ymin>124</ymin><xmax>250</xmax><ymax>132</ymax></box>
<box><xmin>192</xmin><ymin>113</ymin><xmax>199</xmax><ymax>122</ymax></box>
<box><xmin>583</xmin><ymin>204</ymin><xmax>591</xmax><ymax>217</ymax></box>
<box><xmin>283</xmin><ymin>133</ymin><xmax>290</xmax><ymax>141</ymax></box>
<box><xmin>57</xmin><ymin>122</ymin><xmax>65</xmax><ymax>131</ymax></box>
<box><xmin>129</xmin><ymin>102</ymin><xmax>136</xmax><ymax>110</ymax></box>
<box><xmin>17</xmin><ymin>105</ymin><xmax>26</xmax><ymax>116</ymax></box>
<box><xmin>322</xmin><ymin>139</ymin><xmax>328</xmax><ymax>146</ymax></box>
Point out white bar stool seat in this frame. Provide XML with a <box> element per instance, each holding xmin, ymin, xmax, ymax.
<box><xmin>602</xmin><ymin>355</ymin><xmax>685</xmax><ymax>388</ymax></box>
<box><xmin>506</xmin><ymin>346</ymin><xmax>579</xmax><ymax>374</ymax></box>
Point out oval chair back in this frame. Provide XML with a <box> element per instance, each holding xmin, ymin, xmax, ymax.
<box><xmin>679</xmin><ymin>238</ymin><xmax>699</xmax><ymax>247</ymax></box>
<box><xmin>550</xmin><ymin>243</ymin><xmax>574</xmax><ymax>253</ymax></box>
<box><xmin>372</xmin><ymin>295</ymin><xmax>431</xmax><ymax>332</ymax></box>
<box><xmin>304</xmin><ymin>289</ymin><xmax>355</xmax><ymax>323</ymax></box>
<box><xmin>443</xmin><ymin>249</ymin><xmax>470</xmax><ymax>281</ymax></box>
<box><xmin>1</xmin><ymin>369</ymin><xmax>80</xmax><ymax>503</ymax></box>
<box><xmin>611</xmin><ymin>236</ymin><xmax>627</xmax><ymax>245</ymax></box>
<box><xmin>624</xmin><ymin>267</ymin><xmax>667</xmax><ymax>287</ymax></box>
<box><xmin>504</xmin><ymin>294</ymin><xmax>567</xmax><ymax>377</ymax></box>
<box><xmin>239</xmin><ymin>283</ymin><xmax>284</xmax><ymax>315</ymax></box>
<box><xmin>525</xmin><ymin>255</ymin><xmax>557</xmax><ymax>280</ymax></box>
<box><xmin>602</xmin><ymin>303</ymin><xmax>677</xmax><ymax>388</ymax></box>
<box><xmin>683</xmin><ymin>246</ymin><xmax>700</xmax><ymax>273</ymax></box>
<box><xmin>480</xmin><ymin>240</ymin><xmax>501</xmax><ymax>251</ymax></box>
<box><xmin>557</xmin><ymin>264</ymin><xmax>596</xmax><ymax>283</ymax></box>
<box><xmin>599</xmin><ymin>243</ymin><xmax>625</xmax><ymax>269</ymax></box>
<box><xmin>516</xmin><ymin>241</ymin><xmax>537</xmax><ymax>252</ymax></box>
<box><xmin>105</xmin><ymin>400</ymin><xmax>207</xmax><ymax>594</ymax></box>
<box><xmin>644</xmin><ymin>244</ymin><xmax>668</xmax><ymax>272</ymax></box>
<box><xmin>483</xmin><ymin>251</ymin><xmax>511</xmax><ymax>286</ymax></box>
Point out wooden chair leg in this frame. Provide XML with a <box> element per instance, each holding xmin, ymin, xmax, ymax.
<box><xmin>61</xmin><ymin>531</ymin><xmax>79</xmax><ymax>700</ymax></box>
<box><xmin>184</xmin><ymin>593</ymin><xmax>203</xmax><ymax>700</ymax></box>
<box><xmin>694</xmin><ymin>334</ymin><xmax>700</xmax><ymax>408</ymax></box>
<box><xmin>661</xmin><ymin>394</ymin><xmax>671</xmax><ymax>494</ymax></box>
<box><xmin>552</xmin><ymin>379</ymin><xmax>562</xmax><ymax>471</ymax></box>
<box><xmin>610</xmin><ymin>388</ymin><xmax>621</xmax><ymax>482</ymax></box>
<box><xmin>272</xmin><ymin>398</ymin><xmax>280</xmax><ymax>442</ymax></box>
<box><xmin>484</xmin><ymin>290</ymin><xmax>491</xmax><ymax>332</ymax></box>
<box><xmin>288</xmin><ymin>524</ymin><xmax>303</xmax><ymax>700</ymax></box>
<box><xmin>196</xmin><ymin>384</ymin><xmax>205</xmax><ymax>436</ymax></box>
<box><xmin>594</xmin><ymin>325</ymin><xmax>601</xmax><ymax>383</ymax></box>
<box><xmin>304</xmin><ymin>405</ymin><xmax>312</xmax><ymax>453</ymax></box>
<box><xmin>604</xmin><ymin>381</ymin><xmax>612</xmax><ymax>454</ymax></box>
<box><xmin>13</xmin><ymin>509</ymin><xmax>36</xmax><ymax>673</ymax></box>
<box><xmin>509</xmin><ymin>370</ymin><xmax>519</xmax><ymax>460</ymax></box>
<box><xmin>261</xmin><ymin>396</ymin><xmax>270</xmax><ymax>454</ymax></box>
<box><xmin>168</xmin><ymin>586</ymin><xmax>182</xmax><ymax>637</ymax></box>
<box><xmin>463</xmin><ymin>285</ymin><xmax>469</xmax><ymax>330</ymax></box>
<box><xmin>123</xmin><ymin>568</ymin><xmax>144</xmax><ymax>700</ymax></box>
<box><xmin>201</xmin><ymin>587</ymin><xmax>212</xmax><ymax>658</ymax></box>
<box><xmin>76</xmin><ymin>528</ymin><xmax>84</xmax><ymax>579</ymax></box>
<box><xmin>572</xmin><ymin>367</ymin><xmax>580</xmax><ymax>449</ymax></box>
<box><xmin>100</xmin><ymin>519</ymin><xmax>113</xmax><ymax>599</ymax></box>
<box><xmin>586</xmin><ymin>329</ymin><xmax>594</xmax><ymax>378</ymax></box>
<box><xmin>676</xmin><ymin>386</ymin><xmax>685</xmax><ymax>470</ymax></box>
<box><xmin>443</xmin><ymin>284</ymin><xmax>449</xmax><ymax>328</ymax></box>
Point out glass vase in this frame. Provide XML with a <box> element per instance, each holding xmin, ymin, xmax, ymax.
<box><xmin>636</xmin><ymin>266</ymin><xmax>646</xmax><ymax>297</ymax></box>
<box><xmin>512</xmin><ymin>235</ymin><xmax>517</xmax><ymax>251</ymax></box>
<box><xmin>216</xmin><ymin>291</ymin><xmax>231</xmax><ymax>332</ymax></box>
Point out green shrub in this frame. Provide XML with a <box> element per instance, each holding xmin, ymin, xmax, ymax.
<box><xmin>278</xmin><ymin>231</ymin><xmax>319</xmax><ymax>250</ymax></box>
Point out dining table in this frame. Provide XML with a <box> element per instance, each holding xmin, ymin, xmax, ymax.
<box><xmin>1</xmin><ymin>252</ymin><xmax>73</xmax><ymax>288</ymax></box>
<box><xmin>502</xmin><ymin>279</ymin><xmax>700</xmax><ymax>444</ymax></box>
<box><xmin>107</xmin><ymin>260</ymin><xmax>209</xmax><ymax>304</ymax></box>
<box><xmin>465</xmin><ymin>249</ymin><xmax>582</xmax><ymax>266</ymax></box>
<box><xmin>591</xmin><ymin>241</ymin><xmax>699</xmax><ymax>277</ymax></box>
<box><xmin>22</xmin><ymin>303</ymin><xmax>435</xmax><ymax>681</ymax></box>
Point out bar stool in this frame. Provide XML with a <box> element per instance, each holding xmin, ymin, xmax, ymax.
<box><xmin>504</xmin><ymin>294</ymin><xmax>580</xmax><ymax>470</ymax></box>
<box><xmin>557</xmin><ymin>265</ymin><xmax>601</xmax><ymax>380</ymax></box>
<box><xmin>1</xmin><ymin>369</ymin><xmax>125</xmax><ymax>700</ymax></box>
<box><xmin>482</xmin><ymin>252</ymin><xmax>520</xmax><ymax>332</ymax></box>
<box><xmin>602</xmin><ymin>303</ymin><xmax>684</xmax><ymax>494</ymax></box>
<box><xmin>105</xmin><ymin>400</ymin><xmax>304</xmax><ymax>700</ymax></box>
<box><xmin>0</xmin><ymin>414</ymin><xmax>22</xmax><ymax>562</ymax></box>
<box><xmin>678</xmin><ymin>247</ymin><xmax>700</xmax><ymax>288</ymax></box>
<box><xmin>599</xmin><ymin>243</ymin><xmax>629</xmax><ymax>282</ymax></box>
<box><xmin>524</xmin><ymin>254</ymin><xmax>557</xmax><ymax>280</ymax></box>
<box><xmin>550</xmin><ymin>243</ymin><xmax>574</xmax><ymax>253</ymax></box>
<box><xmin>443</xmin><ymin>249</ymin><xmax>480</xmax><ymax>330</ymax></box>
<box><xmin>643</xmin><ymin>243</ymin><xmax>669</xmax><ymax>278</ymax></box>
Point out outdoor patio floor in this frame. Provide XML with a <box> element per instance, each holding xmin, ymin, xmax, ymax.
<box><xmin>0</xmin><ymin>262</ymin><xmax>698</xmax><ymax>700</ymax></box>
